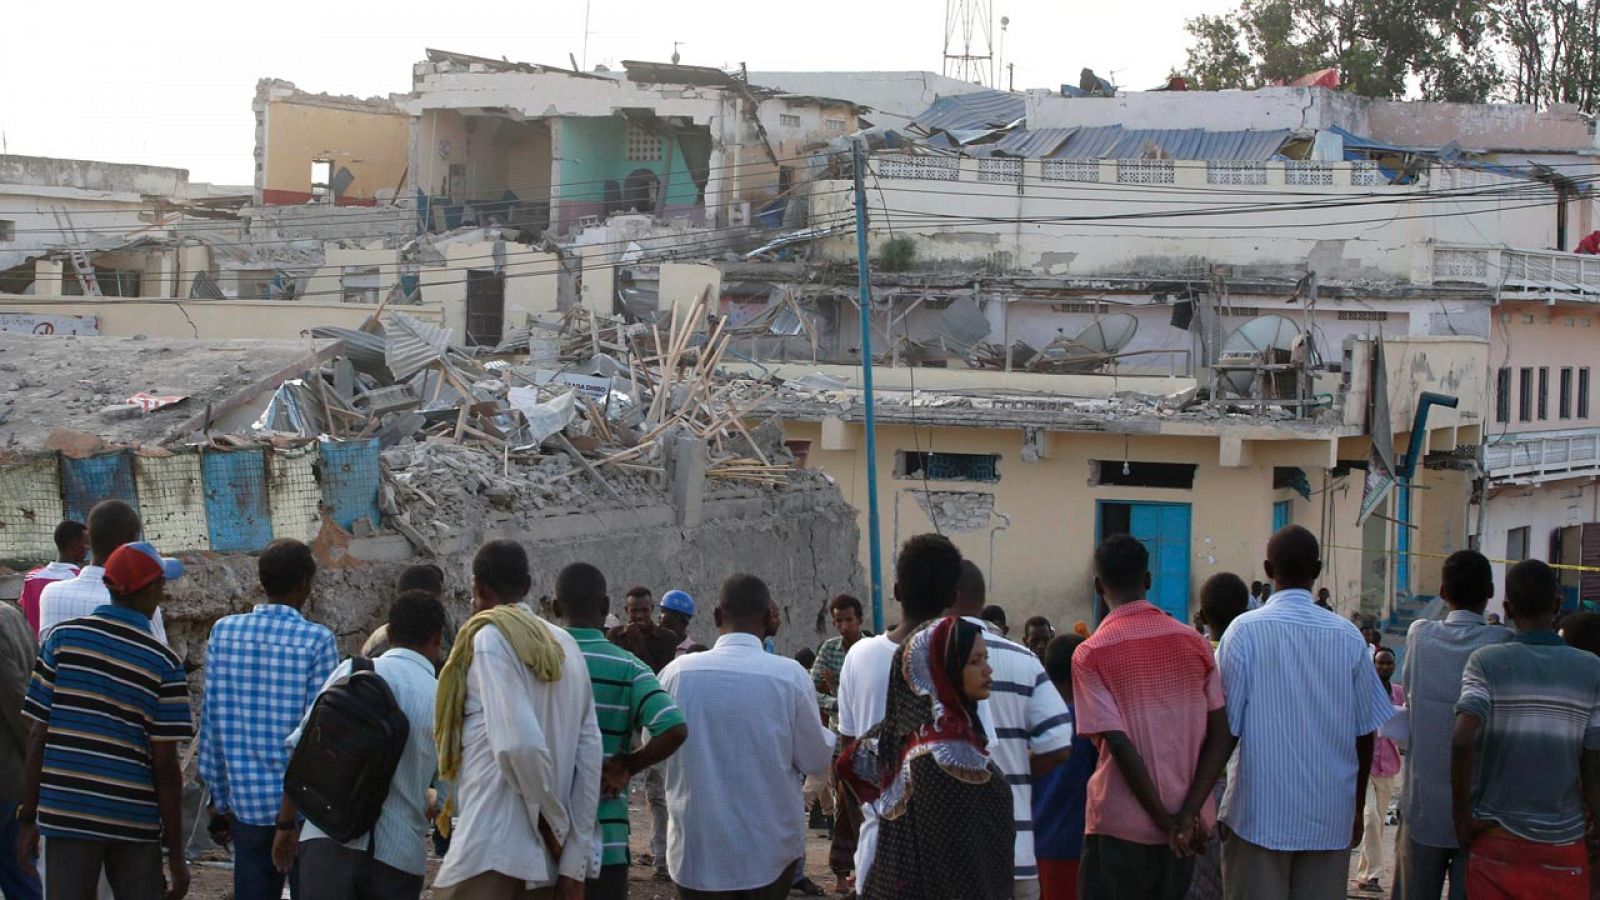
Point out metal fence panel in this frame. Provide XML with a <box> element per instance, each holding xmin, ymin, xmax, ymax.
<box><xmin>0</xmin><ymin>457</ymin><xmax>65</xmax><ymax>562</ymax></box>
<box><xmin>135</xmin><ymin>452</ymin><xmax>210</xmax><ymax>553</ymax></box>
<box><xmin>269</xmin><ymin>443</ymin><xmax>323</xmax><ymax>543</ymax></box>
<box><xmin>202</xmin><ymin>449</ymin><xmax>274</xmax><ymax>552</ymax></box>
<box><xmin>61</xmin><ymin>452</ymin><xmax>138</xmax><ymax>525</ymax></box>
<box><xmin>319</xmin><ymin>438</ymin><xmax>380</xmax><ymax>531</ymax></box>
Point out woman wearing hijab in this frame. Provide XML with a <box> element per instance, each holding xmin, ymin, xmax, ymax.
<box><xmin>838</xmin><ymin>616</ymin><xmax>1014</xmax><ymax>899</ymax></box>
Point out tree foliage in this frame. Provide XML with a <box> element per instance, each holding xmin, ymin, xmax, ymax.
<box><xmin>1177</xmin><ymin>0</ymin><xmax>1589</xmax><ymax>108</ymax></box>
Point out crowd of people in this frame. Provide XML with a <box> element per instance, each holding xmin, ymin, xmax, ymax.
<box><xmin>4</xmin><ymin>498</ymin><xmax>1600</xmax><ymax>900</ymax></box>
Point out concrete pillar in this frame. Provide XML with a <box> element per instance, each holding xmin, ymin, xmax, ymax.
<box><xmin>669</xmin><ymin>429</ymin><xmax>706</xmax><ymax>528</ymax></box>
<box><xmin>33</xmin><ymin>259</ymin><xmax>63</xmax><ymax>296</ymax></box>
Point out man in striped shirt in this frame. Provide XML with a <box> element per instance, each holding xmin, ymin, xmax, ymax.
<box><xmin>17</xmin><ymin>541</ymin><xmax>192</xmax><ymax>899</ymax></box>
<box><xmin>1451</xmin><ymin>559</ymin><xmax>1600</xmax><ymax>899</ymax></box>
<box><xmin>951</xmin><ymin>560</ymin><xmax>1073</xmax><ymax>900</ymax></box>
<box><xmin>556</xmin><ymin>562</ymin><xmax>687</xmax><ymax>900</ymax></box>
<box><xmin>1213</xmin><ymin>526</ymin><xmax>1395</xmax><ymax>900</ymax></box>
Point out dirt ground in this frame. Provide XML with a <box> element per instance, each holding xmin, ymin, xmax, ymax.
<box><xmin>186</xmin><ymin>789</ymin><xmax>1399</xmax><ymax>899</ymax></box>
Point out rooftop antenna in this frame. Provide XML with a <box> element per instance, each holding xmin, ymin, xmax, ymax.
<box><xmin>671</xmin><ymin>41</ymin><xmax>683</xmax><ymax>65</ymax></box>
<box><xmin>998</xmin><ymin>16</ymin><xmax>1010</xmax><ymax>90</ymax></box>
<box><xmin>944</xmin><ymin>0</ymin><xmax>996</xmax><ymax>87</ymax></box>
<box><xmin>581</xmin><ymin>0</ymin><xmax>593</xmax><ymax>70</ymax></box>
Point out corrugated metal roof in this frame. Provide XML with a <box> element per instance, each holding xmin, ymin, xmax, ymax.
<box><xmin>990</xmin><ymin>127</ymin><xmax>1077</xmax><ymax>158</ymax></box>
<box><xmin>910</xmin><ymin>90</ymin><xmax>1026</xmax><ymax>134</ymax></box>
<box><xmin>384</xmin><ymin>313</ymin><xmax>451</xmax><ymax>381</ymax></box>
<box><xmin>1049</xmin><ymin>126</ymin><xmax>1289</xmax><ymax>161</ymax></box>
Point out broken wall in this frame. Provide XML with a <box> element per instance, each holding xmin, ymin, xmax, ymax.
<box><xmin>254</xmin><ymin>80</ymin><xmax>410</xmax><ymax>206</ymax></box>
<box><xmin>553</xmin><ymin>118</ymin><xmax>709</xmax><ymax>231</ymax></box>
<box><xmin>156</xmin><ymin>478</ymin><xmax>864</xmax><ymax>671</ymax></box>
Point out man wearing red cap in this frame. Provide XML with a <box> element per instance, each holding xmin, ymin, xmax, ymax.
<box><xmin>17</xmin><ymin>541</ymin><xmax>192</xmax><ymax>899</ymax></box>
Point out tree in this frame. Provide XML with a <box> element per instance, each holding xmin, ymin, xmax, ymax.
<box><xmin>1185</xmin><ymin>13</ymin><xmax>1254</xmax><ymax>90</ymax></box>
<box><xmin>1502</xmin><ymin>0</ymin><xmax>1600</xmax><ymax>111</ymax></box>
<box><xmin>1179</xmin><ymin>0</ymin><xmax>1504</xmax><ymax>102</ymax></box>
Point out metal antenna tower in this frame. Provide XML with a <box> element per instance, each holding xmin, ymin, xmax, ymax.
<box><xmin>943</xmin><ymin>0</ymin><xmax>996</xmax><ymax>86</ymax></box>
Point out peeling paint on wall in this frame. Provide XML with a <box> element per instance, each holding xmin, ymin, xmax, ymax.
<box><xmin>0</xmin><ymin>458</ymin><xmax>63</xmax><ymax>561</ymax></box>
<box><xmin>269</xmin><ymin>443</ymin><xmax>322</xmax><ymax>543</ymax></box>
<box><xmin>134</xmin><ymin>453</ymin><xmax>210</xmax><ymax>553</ymax></box>
<box><xmin>911</xmin><ymin>489</ymin><xmax>997</xmax><ymax>532</ymax></box>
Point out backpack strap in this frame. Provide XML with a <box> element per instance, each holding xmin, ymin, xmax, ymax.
<box><xmin>351</xmin><ymin>656</ymin><xmax>374</xmax><ymax>674</ymax></box>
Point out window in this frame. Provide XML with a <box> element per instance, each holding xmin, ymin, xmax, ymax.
<box><xmin>896</xmin><ymin>451</ymin><xmax>999</xmax><ymax>482</ymax></box>
<box><xmin>1337</xmin><ymin>309</ymin><xmax>1390</xmax><ymax>321</ymax></box>
<box><xmin>0</xmin><ymin>220</ymin><xmax>13</xmax><ymax>242</ymax></box>
<box><xmin>625</xmin><ymin>122</ymin><xmax>662</xmax><ymax>162</ymax></box>
<box><xmin>824</xmin><ymin>118</ymin><xmax>847</xmax><ymax>134</ymax></box>
<box><xmin>341</xmin><ymin>265</ymin><xmax>380</xmax><ymax>304</ymax></box>
<box><xmin>1583</xmin><ymin>368</ymin><xmax>1593</xmax><ymax>419</ymax></box>
<box><xmin>310</xmin><ymin>159</ymin><xmax>332</xmax><ymax>201</ymax></box>
<box><xmin>779</xmin><ymin>113</ymin><xmax>801</xmax><ymax>128</ymax></box>
<box><xmin>1520</xmin><ymin>367</ymin><xmax>1534</xmax><ymax>421</ymax></box>
<box><xmin>1091</xmin><ymin>460</ymin><xmax>1197</xmax><ymax>489</ymax></box>
<box><xmin>236</xmin><ymin>269</ymin><xmax>275</xmax><ymax>300</ymax></box>
<box><xmin>1539</xmin><ymin>367</ymin><xmax>1550</xmax><ymax>420</ymax></box>
<box><xmin>1561</xmin><ymin>368</ymin><xmax>1574</xmax><ymax>419</ymax></box>
<box><xmin>1496</xmin><ymin>367</ymin><xmax>1512</xmax><ymax>423</ymax></box>
<box><xmin>1507</xmin><ymin>526</ymin><xmax>1530</xmax><ymax>562</ymax></box>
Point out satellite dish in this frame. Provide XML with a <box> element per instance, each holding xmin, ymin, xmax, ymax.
<box><xmin>1038</xmin><ymin>313</ymin><xmax>1139</xmax><ymax>373</ymax></box>
<box><xmin>1219</xmin><ymin>315</ymin><xmax>1300</xmax><ymax>397</ymax></box>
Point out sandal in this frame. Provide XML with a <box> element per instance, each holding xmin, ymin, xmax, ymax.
<box><xmin>792</xmin><ymin>876</ymin><xmax>827</xmax><ymax>896</ymax></box>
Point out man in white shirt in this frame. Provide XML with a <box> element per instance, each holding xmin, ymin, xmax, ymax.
<box><xmin>658</xmin><ymin>574</ymin><xmax>835</xmax><ymax>898</ymax></box>
<box><xmin>432</xmin><ymin>540</ymin><xmax>602</xmax><ymax>900</ymax></box>
<box><xmin>836</xmin><ymin>533</ymin><xmax>965</xmax><ymax>891</ymax></box>
<box><xmin>39</xmin><ymin>500</ymin><xmax>168</xmax><ymax>644</ymax></box>
<box><xmin>272</xmin><ymin>588</ymin><xmax>448</xmax><ymax>900</ymax></box>
<box><xmin>951</xmin><ymin>561</ymin><xmax>1073</xmax><ymax>900</ymax></box>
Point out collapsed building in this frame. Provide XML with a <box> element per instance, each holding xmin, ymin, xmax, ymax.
<box><xmin>0</xmin><ymin>308</ymin><xmax>864</xmax><ymax>669</ymax></box>
<box><xmin>4</xmin><ymin>56</ymin><xmax>1599</xmax><ymax>631</ymax></box>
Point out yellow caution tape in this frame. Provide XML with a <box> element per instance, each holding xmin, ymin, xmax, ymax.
<box><xmin>1326</xmin><ymin>544</ymin><xmax>1600</xmax><ymax>574</ymax></box>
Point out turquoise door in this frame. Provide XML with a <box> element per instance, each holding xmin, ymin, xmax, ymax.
<box><xmin>1272</xmin><ymin>500</ymin><xmax>1292</xmax><ymax>532</ymax></box>
<box><xmin>1099</xmin><ymin>501</ymin><xmax>1192</xmax><ymax>621</ymax></box>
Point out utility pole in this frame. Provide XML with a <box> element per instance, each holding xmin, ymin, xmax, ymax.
<box><xmin>852</xmin><ymin>139</ymin><xmax>886</xmax><ymax>631</ymax></box>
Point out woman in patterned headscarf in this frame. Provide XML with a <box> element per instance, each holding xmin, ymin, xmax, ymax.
<box><xmin>837</xmin><ymin>615</ymin><xmax>1015</xmax><ymax>899</ymax></box>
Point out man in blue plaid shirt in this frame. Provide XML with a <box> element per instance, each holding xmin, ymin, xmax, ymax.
<box><xmin>199</xmin><ymin>538</ymin><xmax>337</xmax><ymax>900</ymax></box>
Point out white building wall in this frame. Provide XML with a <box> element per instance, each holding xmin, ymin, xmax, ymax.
<box><xmin>1481</xmin><ymin>477</ymin><xmax>1600</xmax><ymax>614</ymax></box>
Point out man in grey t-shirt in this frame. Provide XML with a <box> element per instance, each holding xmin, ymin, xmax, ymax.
<box><xmin>1394</xmin><ymin>550</ymin><xmax>1510</xmax><ymax>900</ymax></box>
<box><xmin>1451</xmin><ymin>559</ymin><xmax>1600</xmax><ymax>898</ymax></box>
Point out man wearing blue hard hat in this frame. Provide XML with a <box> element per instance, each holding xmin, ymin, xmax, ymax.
<box><xmin>659</xmin><ymin>590</ymin><xmax>698</xmax><ymax>657</ymax></box>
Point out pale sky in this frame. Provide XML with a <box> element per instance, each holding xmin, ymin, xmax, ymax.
<box><xmin>1</xmin><ymin>0</ymin><xmax>1229</xmax><ymax>185</ymax></box>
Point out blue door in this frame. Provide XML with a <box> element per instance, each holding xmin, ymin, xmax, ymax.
<box><xmin>1272</xmin><ymin>500</ymin><xmax>1292</xmax><ymax>533</ymax></box>
<box><xmin>1099</xmin><ymin>501</ymin><xmax>1192</xmax><ymax>621</ymax></box>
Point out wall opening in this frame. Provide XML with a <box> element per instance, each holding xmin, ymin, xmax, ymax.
<box><xmin>310</xmin><ymin>159</ymin><xmax>332</xmax><ymax>201</ymax></box>
<box><xmin>1091</xmin><ymin>460</ymin><xmax>1197</xmax><ymax>490</ymax></box>
<box><xmin>895</xmin><ymin>451</ymin><xmax>1000</xmax><ymax>483</ymax></box>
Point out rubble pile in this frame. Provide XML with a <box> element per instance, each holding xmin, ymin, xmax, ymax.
<box><xmin>236</xmin><ymin>292</ymin><xmax>805</xmax><ymax>535</ymax></box>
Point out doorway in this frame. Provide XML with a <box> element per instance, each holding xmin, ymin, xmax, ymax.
<box><xmin>465</xmin><ymin>270</ymin><xmax>505</xmax><ymax>347</ymax></box>
<box><xmin>1097</xmin><ymin>500</ymin><xmax>1193</xmax><ymax>621</ymax></box>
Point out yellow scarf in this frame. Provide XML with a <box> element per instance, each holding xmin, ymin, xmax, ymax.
<box><xmin>434</xmin><ymin>603</ymin><xmax>566</xmax><ymax>785</ymax></box>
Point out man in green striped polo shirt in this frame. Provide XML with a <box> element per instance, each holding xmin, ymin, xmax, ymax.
<box><xmin>556</xmin><ymin>562</ymin><xmax>689</xmax><ymax>900</ymax></box>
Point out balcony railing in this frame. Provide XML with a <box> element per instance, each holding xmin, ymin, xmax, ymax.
<box><xmin>1433</xmin><ymin>245</ymin><xmax>1600</xmax><ymax>302</ymax></box>
<box><xmin>1485</xmin><ymin>429</ymin><xmax>1600</xmax><ymax>482</ymax></box>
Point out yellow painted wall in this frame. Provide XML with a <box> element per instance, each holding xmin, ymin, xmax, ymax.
<box><xmin>263</xmin><ymin>100</ymin><xmax>409</xmax><ymax>202</ymax></box>
<box><xmin>788</xmin><ymin>420</ymin><xmax>1316</xmax><ymax>625</ymax></box>
<box><xmin>0</xmin><ymin>295</ymin><xmax>443</xmax><ymax>340</ymax></box>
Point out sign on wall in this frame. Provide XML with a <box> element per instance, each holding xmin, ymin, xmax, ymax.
<box><xmin>0</xmin><ymin>312</ymin><xmax>100</xmax><ymax>336</ymax></box>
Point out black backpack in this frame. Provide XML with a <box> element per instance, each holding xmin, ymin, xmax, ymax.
<box><xmin>283</xmin><ymin>657</ymin><xmax>410</xmax><ymax>842</ymax></box>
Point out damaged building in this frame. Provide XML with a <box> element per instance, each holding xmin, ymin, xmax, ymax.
<box><xmin>0</xmin><ymin>306</ymin><xmax>864</xmax><ymax>670</ymax></box>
